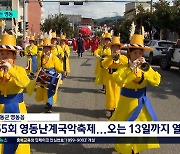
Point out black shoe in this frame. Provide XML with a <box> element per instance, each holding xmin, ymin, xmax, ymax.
<box><xmin>110</xmin><ymin>110</ymin><xmax>115</xmax><ymax>117</ymax></box>
<box><xmin>132</xmin><ymin>150</ymin><xmax>139</xmax><ymax>154</ymax></box>
<box><xmin>46</xmin><ymin>109</ymin><xmax>52</xmax><ymax>113</ymax></box>
<box><xmin>45</xmin><ymin>103</ymin><xmax>52</xmax><ymax>113</ymax></box>
<box><xmin>106</xmin><ymin>110</ymin><xmax>114</xmax><ymax>119</ymax></box>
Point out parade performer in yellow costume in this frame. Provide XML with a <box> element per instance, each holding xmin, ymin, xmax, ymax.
<box><xmin>94</xmin><ymin>33</ymin><xmax>112</xmax><ymax>92</ymax></box>
<box><xmin>51</xmin><ymin>32</ymin><xmax>64</xmax><ymax>60</ymax></box>
<box><xmin>0</xmin><ymin>34</ymin><xmax>30</xmax><ymax>154</ymax></box>
<box><xmin>94</xmin><ymin>33</ymin><xmax>104</xmax><ymax>82</ymax></box>
<box><xmin>35</xmin><ymin>38</ymin><xmax>64</xmax><ymax>113</ymax></box>
<box><xmin>25</xmin><ymin>35</ymin><xmax>38</xmax><ymax>78</ymax></box>
<box><xmin>37</xmin><ymin>34</ymin><xmax>44</xmax><ymax>70</ymax></box>
<box><xmin>101</xmin><ymin>36</ymin><xmax>128</xmax><ymax>117</ymax></box>
<box><xmin>110</xmin><ymin>34</ymin><xmax>161</xmax><ymax>154</ymax></box>
<box><xmin>60</xmin><ymin>35</ymin><xmax>70</xmax><ymax>77</ymax></box>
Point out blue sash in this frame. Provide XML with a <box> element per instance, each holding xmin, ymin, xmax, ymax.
<box><xmin>32</xmin><ymin>55</ymin><xmax>37</xmax><ymax>73</ymax></box>
<box><xmin>45</xmin><ymin>68</ymin><xmax>58</xmax><ymax>105</ymax></box>
<box><xmin>0</xmin><ymin>93</ymin><xmax>23</xmax><ymax>113</ymax></box>
<box><xmin>120</xmin><ymin>88</ymin><xmax>158</xmax><ymax>121</ymax></box>
<box><xmin>0</xmin><ymin>93</ymin><xmax>23</xmax><ymax>154</ymax></box>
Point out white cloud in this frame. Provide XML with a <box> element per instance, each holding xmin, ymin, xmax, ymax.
<box><xmin>43</xmin><ymin>2</ymin><xmax>127</xmax><ymax>19</ymax></box>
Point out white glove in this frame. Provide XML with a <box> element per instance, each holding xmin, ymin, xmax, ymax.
<box><xmin>3</xmin><ymin>61</ymin><xmax>12</xmax><ymax>69</ymax></box>
<box><xmin>96</xmin><ymin>55</ymin><xmax>101</xmax><ymax>58</ymax></box>
<box><xmin>130</xmin><ymin>59</ymin><xmax>138</xmax><ymax>70</ymax></box>
<box><xmin>139</xmin><ymin>57</ymin><xmax>146</xmax><ymax>63</ymax></box>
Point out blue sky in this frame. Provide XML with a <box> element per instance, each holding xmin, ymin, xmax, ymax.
<box><xmin>43</xmin><ymin>1</ymin><xmax>128</xmax><ymax>19</ymax></box>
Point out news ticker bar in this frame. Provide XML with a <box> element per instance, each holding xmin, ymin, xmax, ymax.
<box><xmin>0</xmin><ymin>113</ymin><xmax>60</xmax><ymax>122</ymax></box>
<box><xmin>0</xmin><ymin>122</ymin><xmax>179</xmax><ymax>137</ymax></box>
<box><xmin>1</xmin><ymin>137</ymin><xmax>180</xmax><ymax>144</ymax></box>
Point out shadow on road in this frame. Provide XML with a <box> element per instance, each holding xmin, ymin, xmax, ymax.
<box><xmin>31</xmin><ymin>144</ymin><xmax>114</xmax><ymax>154</ymax></box>
<box><xmin>67</xmin><ymin>76</ymin><xmax>95</xmax><ymax>83</ymax></box>
<box><xmin>53</xmin><ymin>106</ymin><xmax>106</xmax><ymax>119</ymax></box>
<box><xmin>27</xmin><ymin>104</ymin><xmax>106</xmax><ymax>119</ymax></box>
<box><xmin>80</xmin><ymin>58</ymin><xmax>92</xmax><ymax>66</ymax></box>
<box><xmin>27</xmin><ymin>104</ymin><xmax>46</xmax><ymax>113</ymax></box>
<box><xmin>59</xmin><ymin>87</ymin><xmax>102</xmax><ymax>94</ymax></box>
<box><xmin>147</xmin><ymin>66</ymin><xmax>180</xmax><ymax>99</ymax></box>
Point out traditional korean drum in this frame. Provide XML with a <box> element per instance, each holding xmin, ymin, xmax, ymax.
<box><xmin>35</xmin><ymin>68</ymin><xmax>62</xmax><ymax>93</ymax></box>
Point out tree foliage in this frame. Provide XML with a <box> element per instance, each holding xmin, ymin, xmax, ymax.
<box><xmin>40</xmin><ymin>14</ymin><xmax>73</xmax><ymax>38</ymax></box>
<box><xmin>112</xmin><ymin>18</ymin><xmax>132</xmax><ymax>43</ymax></box>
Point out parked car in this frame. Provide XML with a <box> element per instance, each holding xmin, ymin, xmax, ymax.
<box><xmin>143</xmin><ymin>40</ymin><xmax>175</xmax><ymax>64</ymax></box>
<box><xmin>160</xmin><ymin>39</ymin><xmax>180</xmax><ymax>71</ymax></box>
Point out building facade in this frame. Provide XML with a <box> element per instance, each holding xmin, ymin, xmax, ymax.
<box><xmin>0</xmin><ymin>0</ymin><xmax>43</xmax><ymax>38</ymax></box>
<box><xmin>27</xmin><ymin>0</ymin><xmax>43</xmax><ymax>37</ymax></box>
<box><xmin>124</xmin><ymin>2</ymin><xmax>151</xmax><ymax>20</ymax></box>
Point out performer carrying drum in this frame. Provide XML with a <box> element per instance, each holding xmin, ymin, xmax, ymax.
<box><xmin>35</xmin><ymin>37</ymin><xmax>64</xmax><ymax>113</ymax></box>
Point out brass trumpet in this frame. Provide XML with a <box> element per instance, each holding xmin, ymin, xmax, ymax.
<box><xmin>140</xmin><ymin>62</ymin><xmax>150</xmax><ymax>72</ymax></box>
<box><xmin>133</xmin><ymin>58</ymin><xmax>150</xmax><ymax>72</ymax></box>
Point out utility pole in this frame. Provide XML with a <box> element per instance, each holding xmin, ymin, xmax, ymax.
<box><xmin>150</xmin><ymin>0</ymin><xmax>153</xmax><ymax>13</ymax></box>
<box><xmin>23</xmin><ymin>0</ymin><xmax>26</xmax><ymax>40</ymax></box>
<box><xmin>59</xmin><ymin>2</ymin><xmax>60</xmax><ymax>14</ymax></box>
<box><xmin>150</xmin><ymin>0</ymin><xmax>153</xmax><ymax>39</ymax></box>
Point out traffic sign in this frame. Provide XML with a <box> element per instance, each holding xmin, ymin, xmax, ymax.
<box><xmin>0</xmin><ymin>10</ymin><xmax>18</xmax><ymax>18</ymax></box>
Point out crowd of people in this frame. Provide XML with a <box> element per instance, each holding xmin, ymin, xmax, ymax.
<box><xmin>0</xmin><ymin>27</ymin><xmax>161</xmax><ymax>153</ymax></box>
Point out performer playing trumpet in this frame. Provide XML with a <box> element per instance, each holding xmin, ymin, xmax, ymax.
<box><xmin>101</xmin><ymin>36</ymin><xmax>128</xmax><ymax>118</ymax></box>
<box><xmin>0</xmin><ymin>34</ymin><xmax>30</xmax><ymax>154</ymax></box>
<box><xmin>94</xmin><ymin>33</ymin><xmax>112</xmax><ymax>92</ymax></box>
<box><xmin>25</xmin><ymin>35</ymin><xmax>38</xmax><ymax>79</ymax></box>
<box><xmin>110</xmin><ymin>34</ymin><xmax>161</xmax><ymax>154</ymax></box>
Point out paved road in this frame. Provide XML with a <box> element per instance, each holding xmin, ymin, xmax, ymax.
<box><xmin>16</xmin><ymin>49</ymin><xmax>180</xmax><ymax>154</ymax></box>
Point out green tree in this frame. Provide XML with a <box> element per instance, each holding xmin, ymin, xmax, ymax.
<box><xmin>152</xmin><ymin>0</ymin><xmax>172</xmax><ymax>39</ymax></box>
<box><xmin>169</xmin><ymin>6</ymin><xmax>180</xmax><ymax>37</ymax></box>
<box><xmin>119</xmin><ymin>19</ymin><xmax>132</xmax><ymax>43</ymax></box>
<box><xmin>136</xmin><ymin>5</ymin><xmax>154</xmax><ymax>39</ymax></box>
<box><xmin>40</xmin><ymin>14</ymin><xmax>73</xmax><ymax>38</ymax></box>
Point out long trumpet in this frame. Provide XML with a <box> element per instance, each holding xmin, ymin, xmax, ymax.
<box><xmin>140</xmin><ymin>62</ymin><xmax>150</xmax><ymax>72</ymax></box>
<box><xmin>133</xmin><ymin>59</ymin><xmax>150</xmax><ymax>72</ymax></box>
